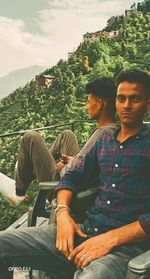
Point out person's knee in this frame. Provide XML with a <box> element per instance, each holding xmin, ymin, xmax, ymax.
<box><xmin>74</xmin><ymin>266</ymin><xmax>95</xmax><ymax>279</ymax></box>
<box><xmin>62</xmin><ymin>129</ymin><xmax>75</xmax><ymax>138</ymax></box>
<box><xmin>22</xmin><ymin>131</ymin><xmax>42</xmax><ymax>143</ymax></box>
<box><xmin>74</xmin><ymin>260</ymin><xmax>118</xmax><ymax>279</ymax></box>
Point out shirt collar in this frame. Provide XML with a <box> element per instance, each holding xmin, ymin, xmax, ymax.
<box><xmin>112</xmin><ymin>124</ymin><xmax>150</xmax><ymax>140</ymax></box>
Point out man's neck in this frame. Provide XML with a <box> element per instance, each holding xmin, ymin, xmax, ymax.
<box><xmin>118</xmin><ymin>123</ymin><xmax>143</xmax><ymax>142</ymax></box>
<box><xmin>97</xmin><ymin>117</ymin><xmax>115</xmax><ymax>127</ymax></box>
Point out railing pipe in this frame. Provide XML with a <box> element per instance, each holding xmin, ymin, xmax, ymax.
<box><xmin>0</xmin><ymin>120</ymin><xmax>94</xmax><ymax>138</ymax></box>
<box><xmin>0</xmin><ymin>120</ymin><xmax>149</xmax><ymax>139</ymax></box>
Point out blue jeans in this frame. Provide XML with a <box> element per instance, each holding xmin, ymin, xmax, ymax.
<box><xmin>0</xmin><ymin>224</ymin><xmax>145</xmax><ymax>279</ymax></box>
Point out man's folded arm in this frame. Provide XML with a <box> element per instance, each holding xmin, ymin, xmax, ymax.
<box><xmin>107</xmin><ymin>213</ymin><xmax>150</xmax><ymax>249</ymax></box>
<box><xmin>110</xmin><ymin>220</ymin><xmax>147</xmax><ymax>249</ymax></box>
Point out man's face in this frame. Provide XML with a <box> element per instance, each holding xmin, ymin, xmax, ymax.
<box><xmin>86</xmin><ymin>94</ymin><xmax>101</xmax><ymax>120</ymax></box>
<box><xmin>116</xmin><ymin>81</ymin><xmax>150</xmax><ymax>127</ymax></box>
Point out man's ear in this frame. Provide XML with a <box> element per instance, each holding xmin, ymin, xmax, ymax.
<box><xmin>100</xmin><ymin>98</ymin><xmax>107</xmax><ymax>111</ymax></box>
<box><xmin>98</xmin><ymin>98</ymin><xmax>103</xmax><ymax>110</ymax></box>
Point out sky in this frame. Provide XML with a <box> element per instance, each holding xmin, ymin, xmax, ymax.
<box><xmin>0</xmin><ymin>0</ymin><xmax>140</xmax><ymax>77</ymax></box>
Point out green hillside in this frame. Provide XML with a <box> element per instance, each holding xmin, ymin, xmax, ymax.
<box><xmin>0</xmin><ymin>0</ymin><xmax>150</xmax><ymax>229</ymax></box>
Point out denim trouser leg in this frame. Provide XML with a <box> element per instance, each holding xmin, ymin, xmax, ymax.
<box><xmin>0</xmin><ymin>223</ymin><xmax>145</xmax><ymax>279</ymax></box>
<box><xmin>0</xmin><ymin>224</ymin><xmax>76</xmax><ymax>279</ymax></box>
<box><xmin>74</xmin><ymin>245</ymin><xmax>144</xmax><ymax>279</ymax></box>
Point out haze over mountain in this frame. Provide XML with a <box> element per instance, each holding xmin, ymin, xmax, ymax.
<box><xmin>0</xmin><ymin>65</ymin><xmax>45</xmax><ymax>99</ymax></box>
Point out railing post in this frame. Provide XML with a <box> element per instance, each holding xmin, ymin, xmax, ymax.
<box><xmin>70</xmin><ymin>122</ymin><xmax>75</xmax><ymax>132</ymax></box>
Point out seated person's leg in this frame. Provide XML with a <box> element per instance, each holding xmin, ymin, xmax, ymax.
<box><xmin>49</xmin><ymin>130</ymin><xmax>79</xmax><ymax>161</ymax></box>
<box><xmin>0</xmin><ymin>223</ymin><xmax>76</xmax><ymax>278</ymax></box>
<box><xmin>0</xmin><ymin>131</ymin><xmax>60</xmax><ymax>206</ymax></box>
<box><xmin>16</xmin><ymin>131</ymin><xmax>59</xmax><ymax>196</ymax></box>
<box><xmin>0</xmin><ymin>130</ymin><xmax>79</xmax><ymax>206</ymax></box>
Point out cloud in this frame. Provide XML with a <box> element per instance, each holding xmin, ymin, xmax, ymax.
<box><xmin>38</xmin><ymin>0</ymin><xmax>122</xmax><ymax>35</ymax></box>
<box><xmin>36</xmin><ymin>0</ymin><xmax>123</xmax><ymax>63</ymax></box>
<box><xmin>0</xmin><ymin>0</ymin><xmax>139</xmax><ymax>76</ymax></box>
<box><xmin>0</xmin><ymin>16</ymin><xmax>52</xmax><ymax>76</ymax></box>
<box><xmin>38</xmin><ymin>0</ymin><xmax>124</xmax><ymax>45</ymax></box>
<box><xmin>46</xmin><ymin>0</ymin><xmax>122</xmax><ymax>15</ymax></box>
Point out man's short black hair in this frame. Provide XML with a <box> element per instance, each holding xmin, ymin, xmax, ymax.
<box><xmin>115</xmin><ymin>69</ymin><xmax>150</xmax><ymax>97</ymax></box>
<box><xmin>85</xmin><ymin>77</ymin><xmax>116</xmax><ymax>101</ymax></box>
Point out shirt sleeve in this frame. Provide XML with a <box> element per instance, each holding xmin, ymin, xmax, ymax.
<box><xmin>55</xmin><ymin>140</ymin><xmax>100</xmax><ymax>194</ymax></box>
<box><xmin>60</xmin><ymin>126</ymin><xmax>115</xmax><ymax>177</ymax></box>
<box><xmin>139</xmin><ymin>213</ymin><xmax>150</xmax><ymax>238</ymax></box>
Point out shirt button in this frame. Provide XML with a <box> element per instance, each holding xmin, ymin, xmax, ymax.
<box><xmin>120</xmin><ymin>145</ymin><xmax>123</xmax><ymax>149</ymax></box>
<box><xmin>112</xmin><ymin>184</ymin><xmax>116</xmax><ymax>187</ymax></box>
<box><xmin>115</xmin><ymin>164</ymin><xmax>118</xmax><ymax>167</ymax></box>
<box><xmin>107</xmin><ymin>200</ymin><xmax>111</xmax><ymax>205</ymax></box>
<box><xmin>136</xmin><ymin>136</ymin><xmax>139</xmax><ymax>139</ymax></box>
<box><xmin>94</xmin><ymin>227</ymin><xmax>98</xmax><ymax>232</ymax></box>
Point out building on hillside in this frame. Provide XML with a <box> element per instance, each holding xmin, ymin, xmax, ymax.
<box><xmin>68</xmin><ymin>52</ymin><xmax>74</xmax><ymax>58</ymax></box>
<box><xmin>125</xmin><ymin>8</ymin><xmax>143</xmax><ymax>17</ymax></box>
<box><xmin>83</xmin><ymin>31</ymin><xmax>108</xmax><ymax>40</ymax></box>
<box><xmin>37</xmin><ymin>74</ymin><xmax>55</xmax><ymax>91</ymax></box>
<box><xmin>83</xmin><ymin>32</ymin><xmax>91</xmax><ymax>40</ymax></box>
<box><xmin>108</xmin><ymin>30</ymin><xmax>119</xmax><ymax>38</ymax></box>
<box><xmin>125</xmin><ymin>9</ymin><xmax>132</xmax><ymax>17</ymax></box>
<box><xmin>81</xmin><ymin>56</ymin><xmax>91</xmax><ymax>74</ymax></box>
<box><xmin>83</xmin><ymin>30</ymin><xmax>119</xmax><ymax>41</ymax></box>
<box><xmin>137</xmin><ymin>11</ymin><xmax>144</xmax><ymax>17</ymax></box>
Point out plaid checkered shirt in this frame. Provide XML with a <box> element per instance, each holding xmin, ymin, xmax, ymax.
<box><xmin>56</xmin><ymin>125</ymin><xmax>150</xmax><ymax>238</ymax></box>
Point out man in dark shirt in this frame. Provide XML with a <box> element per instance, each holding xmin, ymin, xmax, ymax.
<box><xmin>55</xmin><ymin>69</ymin><xmax>150</xmax><ymax>276</ymax></box>
<box><xmin>0</xmin><ymin>69</ymin><xmax>150</xmax><ymax>279</ymax></box>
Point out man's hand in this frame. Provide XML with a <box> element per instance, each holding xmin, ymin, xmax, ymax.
<box><xmin>56</xmin><ymin>161</ymin><xmax>65</xmax><ymax>171</ymax></box>
<box><xmin>61</xmin><ymin>154</ymin><xmax>74</xmax><ymax>164</ymax></box>
<box><xmin>56</xmin><ymin>211</ymin><xmax>87</xmax><ymax>258</ymax></box>
<box><xmin>68</xmin><ymin>220</ymin><xmax>147</xmax><ymax>269</ymax></box>
<box><xmin>56</xmin><ymin>155</ymin><xmax>74</xmax><ymax>170</ymax></box>
<box><xmin>68</xmin><ymin>231</ymin><xmax>116</xmax><ymax>269</ymax></box>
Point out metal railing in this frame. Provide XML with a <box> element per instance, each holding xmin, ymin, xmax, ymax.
<box><xmin>1</xmin><ymin>120</ymin><xmax>149</xmax><ymax>139</ymax></box>
<box><xmin>0</xmin><ymin>120</ymin><xmax>95</xmax><ymax>138</ymax></box>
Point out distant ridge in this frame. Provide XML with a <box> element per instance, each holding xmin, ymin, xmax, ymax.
<box><xmin>0</xmin><ymin>65</ymin><xmax>45</xmax><ymax>99</ymax></box>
